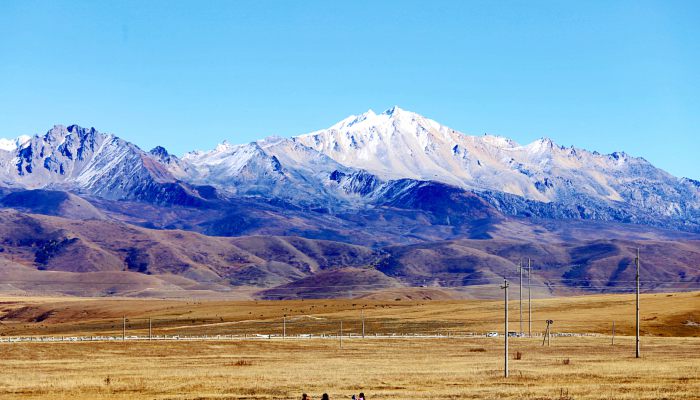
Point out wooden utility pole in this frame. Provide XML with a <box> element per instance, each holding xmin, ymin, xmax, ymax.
<box><xmin>542</xmin><ymin>320</ymin><xmax>553</xmax><ymax>346</ymax></box>
<box><xmin>361</xmin><ymin>310</ymin><xmax>365</xmax><ymax>339</ymax></box>
<box><xmin>501</xmin><ymin>279</ymin><xmax>509</xmax><ymax>378</ymax></box>
<box><xmin>612</xmin><ymin>321</ymin><xmax>615</xmax><ymax>346</ymax></box>
<box><xmin>149</xmin><ymin>317</ymin><xmax>152</xmax><ymax>341</ymax></box>
<box><xmin>339</xmin><ymin>320</ymin><xmax>343</xmax><ymax>349</ymax></box>
<box><xmin>542</xmin><ymin>323</ymin><xmax>547</xmax><ymax>346</ymax></box>
<box><xmin>635</xmin><ymin>248</ymin><xmax>640</xmax><ymax>358</ymax></box>
<box><xmin>122</xmin><ymin>316</ymin><xmax>126</xmax><ymax>341</ymax></box>
<box><xmin>528</xmin><ymin>258</ymin><xmax>532</xmax><ymax>337</ymax></box>
<box><xmin>283</xmin><ymin>316</ymin><xmax>286</xmax><ymax>339</ymax></box>
<box><xmin>519</xmin><ymin>259</ymin><xmax>523</xmax><ymax>336</ymax></box>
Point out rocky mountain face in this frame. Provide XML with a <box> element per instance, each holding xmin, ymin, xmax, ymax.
<box><xmin>297</xmin><ymin>107</ymin><xmax>700</xmax><ymax>230</ymax></box>
<box><xmin>0</xmin><ymin>125</ymin><xmax>213</xmax><ymax>207</ymax></box>
<box><xmin>2</xmin><ymin>108</ymin><xmax>698</xmax><ymax>232</ymax></box>
<box><xmin>0</xmin><ymin>108</ymin><xmax>699</xmax><ymax>298</ymax></box>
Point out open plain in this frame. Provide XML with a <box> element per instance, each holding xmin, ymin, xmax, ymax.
<box><xmin>0</xmin><ymin>291</ymin><xmax>698</xmax><ymax>399</ymax></box>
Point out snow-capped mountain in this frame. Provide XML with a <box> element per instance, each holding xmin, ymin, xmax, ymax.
<box><xmin>0</xmin><ymin>108</ymin><xmax>698</xmax><ymax>232</ymax></box>
<box><xmin>297</xmin><ymin>106</ymin><xmax>700</xmax><ymax>220</ymax></box>
<box><xmin>177</xmin><ymin>136</ymin><xmax>362</xmax><ymax>206</ymax></box>
<box><xmin>0</xmin><ymin>135</ymin><xmax>31</xmax><ymax>152</ymax></box>
<box><xmin>3</xmin><ymin>112</ymin><xmax>700</xmax><ymax>299</ymax></box>
<box><xmin>0</xmin><ymin>125</ymin><xmax>209</xmax><ymax>205</ymax></box>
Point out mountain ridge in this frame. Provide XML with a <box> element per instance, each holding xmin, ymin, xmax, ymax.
<box><xmin>1</xmin><ymin>108</ymin><xmax>699</xmax><ymax>298</ymax></box>
<box><xmin>2</xmin><ymin>106</ymin><xmax>697</xmax><ymax>233</ymax></box>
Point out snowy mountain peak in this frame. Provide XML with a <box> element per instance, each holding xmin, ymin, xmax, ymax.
<box><xmin>150</xmin><ymin>146</ymin><xmax>169</xmax><ymax>157</ymax></box>
<box><xmin>39</xmin><ymin>124</ymin><xmax>102</xmax><ymax>147</ymax></box>
<box><xmin>44</xmin><ymin>124</ymin><xmax>69</xmax><ymax>141</ymax></box>
<box><xmin>0</xmin><ymin>134</ymin><xmax>32</xmax><ymax>151</ymax></box>
<box><xmin>149</xmin><ymin>146</ymin><xmax>175</xmax><ymax>165</ymax></box>
<box><xmin>214</xmin><ymin>140</ymin><xmax>235</xmax><ymax>152</ymax></box>
<box><xmin>1</xmin><ymin>112</ymin><xmax>697</xmax><ymax>232</ymax></box>
<box><xmin>481</xmin><ymin>134</ymin><xmax>518</xmax><ymax>148</ymax></box>
<box><xmin>327</xmin><ymin>109</ymin><xmax>378</xmax><ymax>131</ymax></box>
<box><xmin>523</xmin><ymin>137</ymin><xmax>559</xmax><ymax>153</ymax></box>
<box><xmin>316</xmin><ymin>106</ymin><xmax>431</xmax><ymax>135</ymax></box>
<box><xmin>66</xmin><ymin>124</ymin><xmax>96</xmax><ymax>134</ymax></box>
<box><xmin>294</xmin><ymin>107</ymin><xmax>699</xmax><ymax>212</ymax></box>
<box><xmin>383</xmin><ymin>105</ymin><xmax>403</xmax><ymax>116</ymax></box>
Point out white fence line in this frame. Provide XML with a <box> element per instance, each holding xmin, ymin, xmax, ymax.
<box><xmin>0</xmin><ymin>332</ymin><xmax>602</xmax><ymax>344</ymax></box>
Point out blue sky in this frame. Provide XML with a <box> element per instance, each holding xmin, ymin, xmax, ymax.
<box><xmin>1</xmin><ymin>0</ymin><xmax>698</xmax><ymax>178</ymax></box>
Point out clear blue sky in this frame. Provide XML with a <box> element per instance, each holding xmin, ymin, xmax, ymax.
<box><xmin>1</xmin><ymin>0</ymin><xmax>698</xmax><ymax>178</ymax></box>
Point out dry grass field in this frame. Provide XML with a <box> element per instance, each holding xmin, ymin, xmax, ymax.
<box><xmin>0</xmin><ymin>337</ymin><xmax>698</xmax><ymax>399</ymax></box>
<box><xmin>0</xmin><ymin>290</ymin><xmax>698</xmax><ymax>337</ymax></box>
<box><xmin>0</xmin><ymin>291</ymin><xmax>698</xmax><ymax>399</ymax></box>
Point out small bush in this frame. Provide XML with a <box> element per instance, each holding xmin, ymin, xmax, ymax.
<box><xmin>562</xmin><ymin>358</ymin><xmax>571</xmax><ymax>365</ymax></box>
<box><xmin>233</xmin><ymin>359</ymin><xmax>252</xmax><ymax>366</ymax></box>
<box><xmin>469</xmin><ymin>347</ymin><xmax>486</xmax><ymax>352</ymax></box>
<box><xmin>514</xmin><ymin>351</ymin><xmax>523</xmax><ymax>360</ymax></box>
<box><xmin>103</xmin><ymin>376</ymin><xmax>111</xmax><ymax>386</ymax></box>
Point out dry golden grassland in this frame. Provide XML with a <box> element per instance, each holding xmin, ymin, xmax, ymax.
<box><xmin>0</xmin><ymin>337</ymin><xmax>698</xmax><ymax>399</ymax></box>
<box><xmin>0</xmin><ymin>291</ymin><xmax>698</xmax><ymax>337</ymax></box>
<box><xmin>0</xmin><ymin>289</ymin><xmax>700</xmax><ymax>337</ymax></box>
<box><xmin>0</xmin><ymin>291</ymin><xmax>698</xmax><ymax>399</ymax></box>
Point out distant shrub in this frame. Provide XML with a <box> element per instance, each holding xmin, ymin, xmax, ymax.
<box><xmin>233</xmin><ymin>360</ymin><xmax>252</xmax><ymax>366</ymax></box>
<box><xmin>514</xmin><ymin>351</ymin><xmax>523</xmax><ymax>360</ymax></box>
<box><xmin>34</xmin><ymin>237</ymin><xmax>79</xmax><ymax>265</ymax></box>
<box><xmin>125</xmin><ymin>247</ymin><xmax>149</xmax><ymax>273</ymax></box>
<box><xmin>469</xmin><ymin>348</ymin><xmax>486</xmax><ymax>352</ymax></box>
<box><xmin>562</xmin><ymin>358</ymin><xmax>571</xmax><ymax>365</ymax></box>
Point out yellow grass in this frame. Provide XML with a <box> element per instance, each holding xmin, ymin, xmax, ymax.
<box><xmin>0</xmin><ymin>291</ymin><xmax>698</xmax><ymax>399</ymax></box>
<box><xmin>0</xmin><ymin>337</ymin><xmax>699</xmax><ymax>399</ymax></box>
<box><xmin>1</xmin><ymin>291</ymin><xmax>698</xmax><ymax>337</ymax></box>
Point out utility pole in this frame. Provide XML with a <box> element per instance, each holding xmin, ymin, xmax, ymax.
<box><xmin>283</xmin><ymin>315</ymin><xmax>286</xmax><ymax>339</ymax></box>
<box><xmin>527</xmin><ymin>258</ymin><xmax>532</xmax><ymax>338</ymax></box>
<box><xmin>635</xmin><ymin>248</ymin><xmax>640</xmax><ymax>358</ymax></box>
<box><xmin>542</xmin><ymin>320</ymin><xmax>553</xmax><ymax>346</ymax></box>
<box><xmin>122</xmin><ymin>316</ymin><xmax>126</xmax><ymax>341</ymax></box>
<box><xmin>149</xmin><ymin>317</ymin><xmax>152</xmax><ymax>341</ymax></box>
<box><xmin>501</xmin><ymin>279</ymin><xmax>509</xmax><ymax>378</ymax></box>
<box><xmin>339</xmin><ymin>320</ymin><xmax>343</xmax><ymax>349</ymax></box>
<box><xmin>519</xmin><ymin>259</ymin><xmax>523</xmax><ymax>336</ymax></box>
<box><xmin>612</xmin><ymin>321</ymin><xmax>615</xmax><ymax>346</ymax></box>
<box><xmin>361</xmin><ymin>310</ymin><xmax>365</xmax><ymax>339</ymax></box>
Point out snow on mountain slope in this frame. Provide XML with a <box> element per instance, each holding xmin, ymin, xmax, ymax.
<box><xmin>298</xmin><ymin>107</ymin><xmax>476</xmax><ymax>187</ymax></box>
<box><xmin>179</xmin><ymin>137</ymin><xmax>359</xmax><ymax>205</ymax></box>
<box><xmin>1</xmin><ymin>111</ymin><xmax>698</xmax><ymax>232</ymax></box>
<box><xmin>0</xmin><ymin>135</ymin><xmax>31</xmax><ymax>152</ymax></box>
<box><xmin>0</xmin><ymin>125</ymin><xmax>209</xmax><ymax>205</ymax></box>
<box><xmin>296</xmin><ymin>106</ymin><xmax>700</xmax><ymax>219</ymax></box>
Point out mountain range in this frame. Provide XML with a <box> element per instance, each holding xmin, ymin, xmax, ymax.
<box><xmin>0</xmin><ymin>107</ymin><xmax>698</xmax><ymax>298</ymax></box>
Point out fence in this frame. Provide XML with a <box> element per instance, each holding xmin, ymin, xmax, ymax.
<box><xmin>0</xmin><ymin>314</ymin><xmax>607</xmax><ymax>343</ymax></box>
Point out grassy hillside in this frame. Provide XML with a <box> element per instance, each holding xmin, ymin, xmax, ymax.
<box><xmin>1</xmin><ymin>210</ymin><xmax>699</xmax><ymax>299</ymax></box>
